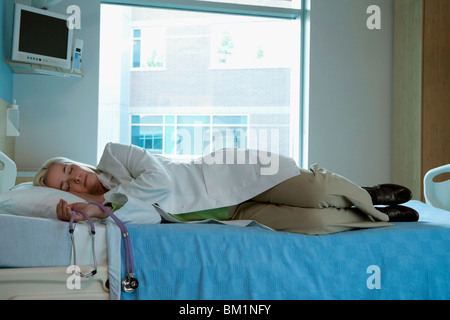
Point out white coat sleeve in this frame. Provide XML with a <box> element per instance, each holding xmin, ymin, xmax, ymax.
<box><xmin>98</xmin><ymin>143</ymin><xmax>172</xmax><ymax>223</ymax></box>
<box><xmin>99</xmin><ymin>143</ymin><xmax>172</xmax><ymax>203</ymax></box>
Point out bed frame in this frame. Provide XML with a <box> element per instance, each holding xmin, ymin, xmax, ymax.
<box><xmin>0</xmin><ymin>266</ymin><xmax>109</xmax><ymax>300</ymax></box>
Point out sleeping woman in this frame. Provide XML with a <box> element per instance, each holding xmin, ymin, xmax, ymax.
<box><xmin>33</xmin><ymin>142</ymin><xmax>418</xmax><ymax>235</ymax></box>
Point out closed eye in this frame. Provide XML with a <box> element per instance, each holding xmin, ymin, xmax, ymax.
<box><xmin>65</xmin><ymin>165</ymin><xmax>73</xmax><ymax>174</ymax></box>
<box><xmin>61</xmin><ymin>165</ymin><xmax>73</xmax><ymax>191</ymax></box>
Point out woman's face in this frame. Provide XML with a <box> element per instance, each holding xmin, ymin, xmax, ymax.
<box><xmin>46</xmin><ymin>163</ymin><xmax>105</xmax><ymax>195</ymax></box>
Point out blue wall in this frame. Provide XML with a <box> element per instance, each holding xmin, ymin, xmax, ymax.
<box><xmin>0</xmin><ymin>0</ymin><xmax>13</xmax><ymax>103</ymax></box>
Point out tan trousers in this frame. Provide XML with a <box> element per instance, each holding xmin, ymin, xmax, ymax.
<box><xmin>229</xmin><ymin>164</ymin><xmax>392</xmax><ymax>235</ymax></box>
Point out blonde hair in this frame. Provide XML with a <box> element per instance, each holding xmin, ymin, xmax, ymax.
<box><xmin>33</xmin><ymin>157</ymin><xmax>99</xmax><ymax>187</ymax></box>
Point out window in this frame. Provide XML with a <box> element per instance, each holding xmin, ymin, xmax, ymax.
<box><xmin>132</xmin><ymin>27</ymin><xmax>166</xmax><ymax>69</ymax></box>
<box><xmin>131</xmin><ymin>114</ymin><xmax>249</xmax><ymax>160</ymax></box>
<box><xmin>99</xmin><ymin>1</ymin><xmax>309</xmax><ymax>165</ymax></box>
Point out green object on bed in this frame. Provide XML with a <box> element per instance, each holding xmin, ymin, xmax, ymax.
<box><xmin>169</xmin><ymin>207</ymin><xmax>229</xmax><ymax>222</ymax></box>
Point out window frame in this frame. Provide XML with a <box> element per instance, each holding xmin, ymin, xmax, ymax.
<box><xmin>103</xmin><ymin>0</ymin><xmax>303</xmax><ymax>20</ymax></box>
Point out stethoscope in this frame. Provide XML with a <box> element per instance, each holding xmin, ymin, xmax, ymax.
<box><xmin>69</xmin><ymin>201</ymin><xmax>139</xmax><ymax>293</ymax></box>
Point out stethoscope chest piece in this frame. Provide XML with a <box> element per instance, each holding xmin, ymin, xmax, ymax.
<box><xmin>122</xmin><ymin>276</ymin><xmax>139</xmax><ymax>292</ymax></box>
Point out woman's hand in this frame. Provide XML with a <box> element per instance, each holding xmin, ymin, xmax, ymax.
<box><xmin>57</xmin><ymin>199</ymin><xmax>109</xmax><ymax>222</ymax></box>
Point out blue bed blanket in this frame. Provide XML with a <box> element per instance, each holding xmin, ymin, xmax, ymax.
<box><xmin>107</xmin><ymin>200</ymin><xmax>450</xmax><ymax>300</ymax></box>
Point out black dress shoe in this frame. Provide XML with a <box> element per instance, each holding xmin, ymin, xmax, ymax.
<box><xmin>362</xmin><ymin>184</ymin><xmax>412</xmax><ymax>205</ymax></box>
<box><xmin>376</xmin><ymin>205</ymin><xmax>419</xmax><ymax>222</ymax></box>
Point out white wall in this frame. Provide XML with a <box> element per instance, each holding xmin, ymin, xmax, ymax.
<box><xmin>308</xmin><ymin>0</ymin><xmax>393</xmax><ymax>185</ymax></box>
<box><xmin>11</xmin><ymin>0</ymin><xmax>394</xmax><ymax>187</ymax></box>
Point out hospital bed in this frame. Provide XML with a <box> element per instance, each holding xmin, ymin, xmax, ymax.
<box><xmin>1</xmin><ymin>152</ymin><xmax>449</xmax><ymax>300</ymax></box>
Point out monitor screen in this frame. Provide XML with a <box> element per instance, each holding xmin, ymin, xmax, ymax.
<box><xmin>12</xmin><ymin>4</ymin><xmax>73</xmax><ymax>69</ymax></box>
<box><xmin>19</xmin><ymin>9</ymin><xmax>69</xmax><ymax>60</ymax></box>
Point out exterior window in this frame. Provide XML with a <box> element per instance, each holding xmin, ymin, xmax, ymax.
<box><xmin>131</xmin><ymin>114</ymin><xmax>249</xmax><ymax>160</ymax></box>
<box><xmin>132</xmin><ymin>29</ymin><xmax>141</xmax><ymax>68</ymax></box>
<box><xmin>132</xmin><ymin>27</ymin><xmax>166</xmax><ymax>70</ymax></box>
<box><xmin>131</xmin><ymin>115</ymin><xmax>163</xmax><ymax>153</ymax></box>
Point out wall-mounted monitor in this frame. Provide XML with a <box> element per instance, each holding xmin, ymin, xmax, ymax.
<box><xmin>11</xmin><ymin>4</ymin><xmax>73</xmax><ymax>69</ymax></box>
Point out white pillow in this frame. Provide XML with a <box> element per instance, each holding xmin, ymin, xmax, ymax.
<box><xmin>0</xmin><ymin>182</ymin><xmax>85</xmax><ymax>219</ymax></box>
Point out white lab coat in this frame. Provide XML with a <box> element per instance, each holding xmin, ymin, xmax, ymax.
<box><xmin>96</xmin><ymin>143</ymin><xmax>300</xmax><ymax>224</ymax></box>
